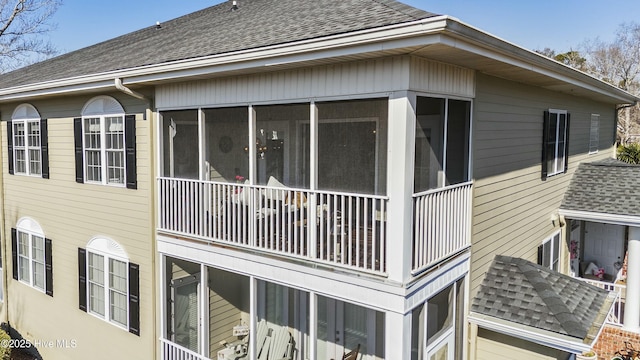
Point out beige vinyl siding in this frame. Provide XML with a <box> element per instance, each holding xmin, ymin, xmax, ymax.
<box><xmin>470</xmin><ymin>73</ymin><xmax>616</xmax><ymax>296</ymax></box>
<box><xmin>0</xmin><ymin>93</ymin><xmax>155</xmax><ymax>360</ymax></box>
<box><xmin>157</xmin><ymin>56</ymin><xmax>474</xmax><ymax>109</ymax></box>
<box><xmin>476</xmin><ymin>329</ymin><xmax>568</xmax><ymax>360</ymax></box>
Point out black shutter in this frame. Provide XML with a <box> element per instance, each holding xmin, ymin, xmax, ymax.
<box><xmin>45</xmin><ymin>238</ymin><xmax>53</xmax><ymax>297</ymax></box>
<box><xmin>40</xmin><ymin>119</ymin><xmax>50</xmax><ymax>179</ymax></box>
<box><xmin>7</xmin><ymin>120</ymin><xmax>13</xmax><ymax>175</ymax></box>
<box><xmin>74</xmin><ymin>118</ymin><xmax>84</xmax><ymax>183</ymax></box>
<box><xmin>564</xmin><ymin>114</ymin><xmax>570</xmax><ymax>174</ymax></box>
<box><xmin>541</xmin><ymin>111</ymin><xmax>550</xmax><ymax>180</ymax></box>
<box><xmin>128</xmin><ymin>262</ymin><xmax>140</xmax><ymax>336</ymax></box>
<box><xmin>537</xmin><ymin>245</ymin><xmax>543</xmax><ymax>266</ymax></box>
<box><xmin>78</xmin><ymin>248</ymin><xmax>87</xmax><ymax>312</ymax></box>
<box><xmin>11</xmin><ymin>228</ymin><xmax>17</xmax><ymax>280</ymax></box>
<box><xmin>125</xmin><ymin>115</ymin><xmax>137</xmax><ymax>189</ymax></box>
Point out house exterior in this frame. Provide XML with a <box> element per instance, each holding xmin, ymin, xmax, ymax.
<box><xmin>0</xmin><ymin>93</ymin><xmax>154</xmax><ymax>360</ymax></box>
<box><xmin>0</xmin><ymin>0</ymin><xmax>637</xmax><ymax>360</ymax></box>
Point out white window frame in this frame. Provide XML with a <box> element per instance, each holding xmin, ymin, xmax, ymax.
<box><xmin>419</xmin><ymin>278</ymin><xmax>464</xmax><ymax>360</ymax></box>
<box><xmin>16</xmin><ymin>219</ymin><xmax>46</xmax><ymax>293</ymax></box>
<box><xmin>86</xmin><ymin>238</ymin><xmax>129</xmax><ymax>330</ymax></box>
<box><xmin>589</xmin><ymin>114</ymin><xmax>600</xmax><ymax>154</ymax></box>
<box><xmin>541</xmin><ymin>231</ymin><xmax>561</xmax><ymax>271</ymax></box>
<box><xmin>546</xmin><ymin>109</ymin><xmax>568</xmax><ymax>177</ymax></box>
<box><xmin>81</xmin><ymin>115</ymin><xmax>126</xmax><ymax>186</ymax></box>
<box><xmin>13</xmin><ymin>119</ymin><xmax>42</xmax><ymax>176</ymax></box>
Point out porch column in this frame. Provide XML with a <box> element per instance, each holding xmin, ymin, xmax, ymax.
<box><xmin>623</xmin><ymin>227</ymin><xmax>640</xmax><ymax>332</ymax></box>
<box><xmin>386</xmin><ymin>91</ymin><xmax>416</xmax><ymax>283</ymax></box>
<box><xmin>385</xmin><ymin>310</ymin><xmax>412</xmax><ymax>360</ymax></box>
<box><xmin>200</xmin><ymin>264</ymin><xmax>209</xmax><ymax>356</ymax></box>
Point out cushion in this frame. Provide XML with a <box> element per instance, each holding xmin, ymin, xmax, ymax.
<box><xmin>265</xmin><ymin>176</ymin><xmax>287</xmax><ymax>202</ymax></box>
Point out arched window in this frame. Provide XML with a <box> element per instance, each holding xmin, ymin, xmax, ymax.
<box><xmin>78</xmin><ymin>238</ymin><xmax>139</xmax><ymax>334</ymax></box>
<box><xmin>8</xmin><ymin>104</ymin><xmax>49</xmax><ymax>178</ymax></box>
<box><xmin>12</xmin><ymin>218</ymin><xmax>52</xmax><ymax>296</ymax></box>
<box><xmin>75</xmin><ymin>96</ymin><xmax>137</xmax><ymax>188</ymax></box>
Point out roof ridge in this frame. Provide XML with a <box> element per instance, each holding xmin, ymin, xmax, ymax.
<box><xmin>517</xmin><ymin>261</ymin><xmax>585</xmax><ymax>337</ymax></box>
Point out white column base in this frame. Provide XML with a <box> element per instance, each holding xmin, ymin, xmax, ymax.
<box><xmin>385</xmin><ymin>311</ymin><xmax>412</xmax><ymax>360</ymax></box>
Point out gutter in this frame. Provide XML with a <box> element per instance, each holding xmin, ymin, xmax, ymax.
<box><xmin>558</xmin><ymin>209</ymin><xmax>640</xmax><ymax>227</ymax></box>
<box><xmin>469</xmin><ymin>312</ymin><xmax>592</xmax><ymax>354</ymax></box>
<box><xmin>617</xmin><ymin>100</ymin><xmax>638</xmax><ymax>111</ymax></box>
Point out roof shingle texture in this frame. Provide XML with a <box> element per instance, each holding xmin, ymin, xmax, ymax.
<box><xmin>472</xmin><ymin>255</ymin><xmax>610</xmax><ymax>339</ymax></box>
<box><xmin>561</xmin><ymin>158</ymin><xmax>640</xmax><ymax>217</ymax></box>
<box><xmin>0</xmin><ymin>0</ymin><xmax>436</xmax><ymax>88</ymax></box>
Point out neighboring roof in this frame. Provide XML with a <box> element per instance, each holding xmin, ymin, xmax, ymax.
<box><xmin>560</xmin><ymin>159</ymin><xmax>640</xmax><ymax>223</ymax></box>
<box><xmin>471</xmin><ymin>255</ymin><xmax>614</xmax><ymax>351</ymax></box>
<box><xmin>0</xmin><ymin>0</ymin><xmax>435</xmax><ymax>88</ymax></box>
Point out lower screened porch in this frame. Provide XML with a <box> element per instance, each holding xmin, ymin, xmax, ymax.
<box><xmin>160</xmin><ymin>256</ymin><xmax>385</xmax><ymax>360</ymax></box>
<box><xmin>158</xmin><ymin>251</ymin><xmax>468</xmax><ymax>360</ymax></box>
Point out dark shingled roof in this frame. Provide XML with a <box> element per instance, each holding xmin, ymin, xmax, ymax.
<box><xmin>0</xmin><ymin>0</ymin><xmax>436</xmax><ymax>88</ymax></box>
<box><xmin>561</xmin><ymin>158</ymin><xmax>640</xmax><ymax>217</ymax></box>
<box><xmin>472</xmin><ymin>255</ymin><xmax>612</xmax><ymax>340</ymax></box>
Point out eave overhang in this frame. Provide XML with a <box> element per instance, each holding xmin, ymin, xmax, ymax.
<box><xmin>559</xmin><ymin>209</ymin><xmax>640</xmax><ymax>227</ymax></box>
<box><xmin>469</xmin><ymin>290</ymin><xmax>614</xmax><ymax>355</ymax></box>
<box><xmin>0</xmin><ymin>16</ymin><xmax>637</xmax><ymax>105</ymax></box>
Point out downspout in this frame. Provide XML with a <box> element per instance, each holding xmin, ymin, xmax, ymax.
<box><xmin>115</xmin><ymin>76</ymin><xmax>156</xmax><ymax>360</ymax></box>
<box><xmin>0</xmin><ymin>122</ymin><xmax>8</xmax><ymax>332</ymax></box>
<box><xmin>114</xmin><ymin>78</ymin><xmax>148</xmax><ymax>101</ymax></box>
<box><xmin>615</xmin><ymin>101</ymin><xmax>638</xmax><ymax>146</ymax></box>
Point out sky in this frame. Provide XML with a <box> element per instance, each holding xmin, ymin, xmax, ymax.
<box><xmin>47</xmin><ymin>0</ymin><xmax>640</xmax><ymax>56</ymax></box>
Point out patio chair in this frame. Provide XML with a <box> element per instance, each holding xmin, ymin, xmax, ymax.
<box><xmin>218</xmin><ymin>320</ymin><xmax>270</xmax><ymax>360</ymax></box>
<box><xmin>256</xmin><ymin>320</ymin><xmax>272</xmax><ymax>360</ymax></box>
<box><xmin>331</xmin><ymin>344</ymin><xmax>360</xmax><ymax>360</ymax></box>
<box><xmin>267</xmin><ymin>325</ymin><xmax>294</xmax><ymax>360</ymax></box>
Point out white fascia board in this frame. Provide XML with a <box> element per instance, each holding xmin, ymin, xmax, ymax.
<box><xmin>0</xmin><ymin>79</ymin><xmax>116</xmax><ymax>102</ymax></box>
<box><xmin>437</xmin><ymin>24</ymin><xmax>637</xmax><ymax>104</ymax></box>
<box><xmin>469</xmin><ymin>312</ymin><xmax>592</xmax><ymax>354</ymax></box>
<box><xmin>559</xmin><ymin>209</ymin><xmax>640</xmax><ymax>227</ymax></box>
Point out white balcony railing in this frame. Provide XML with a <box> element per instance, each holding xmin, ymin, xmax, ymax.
<box><xmin>412</xmin><ymin>181</ymin><xmax>473</xmax><ymax>274</ymax></box>
<box><xmin>580</xmin><ymin>278</ymin><xmax>626</xmax><ymax>326</ymax></box>
<box><xmin>158</xmin><ymin>177</ymin><xmax>387</xmax><ymax>274</ymax></box>
<box><xmin>160</xmin><ymin>338</ymin><xmax>209</xmax><ymax>360</ymax></box>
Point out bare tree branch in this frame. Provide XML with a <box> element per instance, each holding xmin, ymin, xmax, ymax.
<box><xmin>0</xmin><ymin>0</ymin><xmax>60</xmax><ymax>72</ymax></box>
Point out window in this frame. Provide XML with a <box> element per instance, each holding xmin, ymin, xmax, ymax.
<box><xmin>589</xmin><ymin>114</ymin><xmax>600</xmax><ymax>154</ymax></box>
<box><xmin>414</xmin><ymin>96</ymin><xmax>471</xmax><ymax>192</ymax></box>
<box><xmin>538</xmin><ymin>231</ymin><xmax>561</xmax><ymax>271</ymax></box>
<box><xmin>8</xmin><ymin>104</ymin><xmax>49</xmax><ymax>178</ymax></box>
<box><xmin>542</xmin><ymin>109</ymin><xmax>570</xmax><ymax>178</ymax></box>
<box><xmin>411</xmin><ymin>278</ymin><xmax>465</xmax><ymax>360</ymax></box>
<box><xmin>78</xmin><ymin>238</ymin><xmax>139</xmax><ymax>335</ymax></box>
<box><xmin>11</xmin><ymin>218</ymin><xmax>52</xmax><ymax>296</ymax></box>
<box><xmin>75</xmin><ymin>96</ymin><xmax>137</xmax><ymax>188</ymax></box>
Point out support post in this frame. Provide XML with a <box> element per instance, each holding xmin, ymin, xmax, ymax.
<box><xmin>623</xmin><ymin>227</ymin><xmax>640</xmax><ymax>332</ymax></box>
<box><xmin>385</xmin><ymin>310</ymin><xmax>412</xmax><ymax>359</ymax></box>
<box><xmin>386</xmin><ymin>91</ymin><xmax>416</xmax><ymax>283</ymax></box>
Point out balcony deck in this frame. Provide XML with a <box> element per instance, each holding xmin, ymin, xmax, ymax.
<box><xmin>157</xmin><ymin>178</ymin><xmax>472</xmax><ymax>276</ymax></box>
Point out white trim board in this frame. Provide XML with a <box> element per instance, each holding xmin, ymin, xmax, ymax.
<box><xmin>559</xmin><ymin>209</ymin><xmax>640</xmax><ymax>227</ymax></box>
<box><xmin>469</xmin><ymin>312</ymin><xmax>592</xmax><ymax>354</ymax></box>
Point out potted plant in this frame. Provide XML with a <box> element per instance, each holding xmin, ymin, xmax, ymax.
<box><xmin>577</xmin><ymin>350</ymin><xmax>597</xmax><ymax>360</ymax></box>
